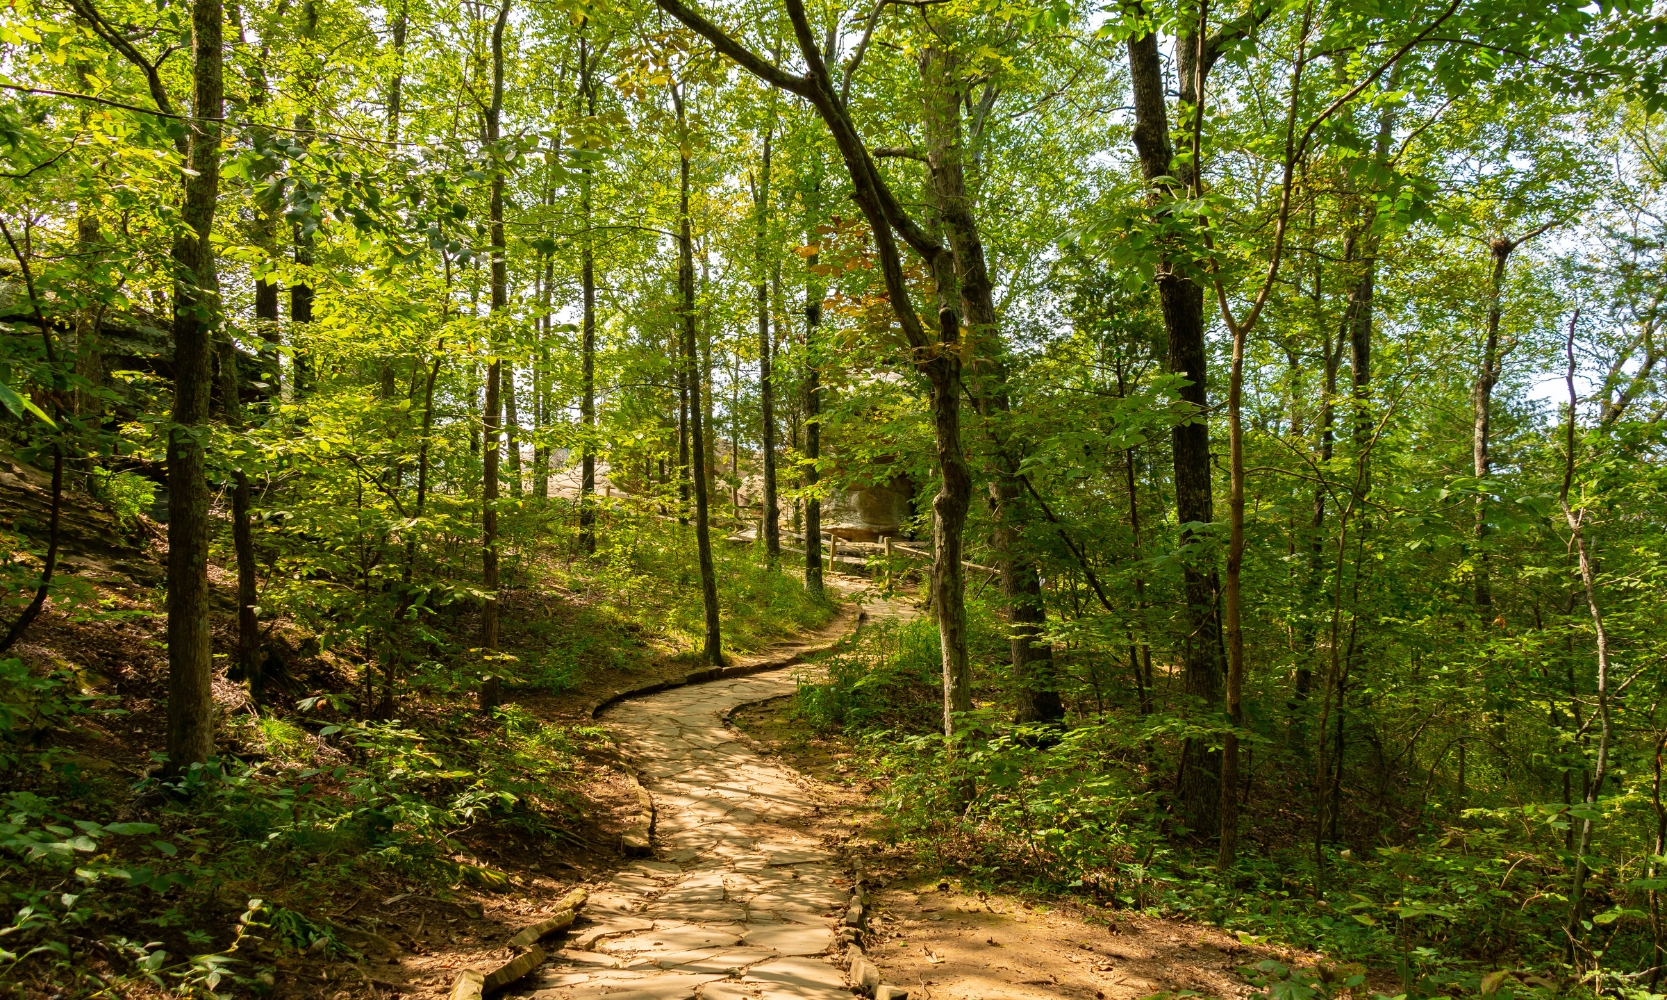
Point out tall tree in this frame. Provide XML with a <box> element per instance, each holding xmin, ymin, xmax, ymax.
<box><xmin>671</xmin><ymin>76</ymin><xmax>723</xmax><ymax>665</ymax></box>
<box><xmin>167</xmin><ymin>0</ymin><xmax>225</xmax><ymax>770</ymax></box>
<box><xmin>578</xmin><ymin>28</ymin><xmax>600</xmax><ymax>554</ymax></box>
<box><xmin>655</xmin><ymin>0</ymin><xmax>979</xmax><ymax>734</ymax></box>
<box><xmin>801</xmin><ymin>164</ymin><xmax>824</xmax><ymax>598</ymax></box>
<box><xmin>754</xmin><ymin>118</ymin><xmax>781</xmax><ymax>560</ymax></box>
<box><xmin>479</xmin><ymin>0</ymin><xmax>511</xmax><ymax>650</ymax></box>
<box><xmin>1124</xmin><ymin>2</ymin><xmax>1226</xmax><ymax>833</ymax></box>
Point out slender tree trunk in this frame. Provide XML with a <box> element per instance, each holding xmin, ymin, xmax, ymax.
<box><xmin>0</xmin><ymin>237</ymin><xmax>65</xmax><ymax>655</ymax></box>
<box><xmin>1472</xmin><ymin>240</ymin><xmax>1510</xmax><ymax>610</ymax></box>
<box><xmin>674</xmin><ymin>84</ymin><xmax>722</xmax><ymax>665</ymax></box>
<box><xmin>1116</xmin><ymin>360</ymin><xmax>1154</xmax><ymax>714</ymax></box>
<box><xmin>243</xmin><ymin>19</ymin><xmax>282</xmax><ymax>397</ymax></box>
<box><xmin>1127</xmin><ymin>15</ymin><xmax>1224</xmax><ymax>834</ymax></box>
<box><xmin>755</xmin><ymin>125</ymin><xmax>780</xmax><ymax>559</ymax></box>
<box><xmin>387</xmin><ymin>0</ymin><xmax>406</xmax><ymax>144</ymax></box>
<box><xmin>579</xmin><ymin>35</ymin><xmax>598</xmax><ymax>553</ymax></box>
<box><xmin>534</xmin><ymin>252</ymin><xmax>552</xmax><ymax>499</ymax></box>
<box><xmin>1219</xmin><ymin>312</ymin><xmax>1247</xmax><ymax>868</ymax></box>
<box><xmin>479</xmin><ymin>0</ymin><xmax>510</xmax><ymax>650</ymax></box>
<box><xmin>701</xmin><ymin>259</ymin><xmax>716</xmax><ymax>498</ymax></box>
<box><xmin>227</xmin><ymin>13</ymin><xmax>274</xmax><ymax>690</ymax></box>
<box><xmin>801</xmin><ymin>170</ymin><xmax>824</xmax><ymax>598</ymax></box>
<box><xmin>504</xmin><ymin>364</ymin><xmax>523</xmax><ymax>497</ymax></box>
<box><xmin>165</xmin><ymin>0</ymin><xmax>224</xmax><ymax>773</ymax></box>
<box><xmin>219</xmin><ymin>337</ymin><xmax>261</xmax><ymax>694</ymax></box>
<box><xmin>1560</xmin><ymin>315</ymin><xmax>1613</xmax><ymax>959</ymax></box>
<box><xmin>677</xmin><ymin>326</ymin><xmax>690</xmax><ymax>524</ymax></box>
<box><xmin>288</xmin><ymin>1</ymin><xmax>317</xmax><ymax>398</ymax></box>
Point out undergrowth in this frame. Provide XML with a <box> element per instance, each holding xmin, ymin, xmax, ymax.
<box><xmin>545</xmin><ymin>501</ymin><xmax>837</xmax><ymax>656</ymax></box>
<box><xmin>0</xmin><ymin>654</ymin><xmax>603</xmax><ymax>998</ymax></box>
<box><xmin>793</xmin><ymin>608</ymin><xmax>1666</xmax><ymax>1000</ymax></box>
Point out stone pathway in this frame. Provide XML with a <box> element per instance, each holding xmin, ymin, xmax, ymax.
<box><xmin>517</xmin><ymin>622</ymin><xmax>873</xmax><ymax>1000</ymax></box>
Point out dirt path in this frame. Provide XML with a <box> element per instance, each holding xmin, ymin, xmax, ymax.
<box><xmin>510</xmin><ymin>583</ymin><xmax>892</xmax><ymax>1000</ymax></box>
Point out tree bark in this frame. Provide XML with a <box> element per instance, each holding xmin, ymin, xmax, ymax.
<box><xmin>219</xmin><ymin>337</ymin><xmax>261</xmax><ymax>694</ymax></box>
<box><xmin>674</xmin><ymin>82</ymin><xmax>723</xmax><ymax>666</ymax></box>
<box><xmin>803</xmin><ymin>181</ymin><xmax>824</xmax><ymax>598</ymax></box>
<box><xmin>479</xmin><ymin>0</ymin><xmax>510</xmax><ymax>650</ymax></box>
<box><xmin>678</xmin><ymin>323</ymin><xmax>690</xmax><ymax>524</ymax></box>
<box><xmin>919</xmin><ymin>48</ymin><xmax>1060</xmax><ymax>725</ymax></box>
<box><xmin>289</xmin><ymin>0</ymin><xmax>318</xmax><ymax>397</ymax></box>
<box><xmin>1472</xmin><ymin>240</ymin><xmax>1509</xmax><ymax>609</ymax></box>
<box><xmin>504</xmin><ymin>364</ymin><xmax>523</xmax><ymax>497</ymax></box>
<box><xmin>1116</xmin><ymin>358</ymin><xmax>1154</xmax><ymax>714</ymax></box>
<box><xmin>534</xmin><ymin>250</ymin><xmax>552</xmax><ymax>499</ymax></box>
<box><xmin>579</xmin><ymin>33</ymin><xmax>598</xmax><ymax>553</ymax></box>
<box><xmin>1127</xmin><ymin>12</ymin><xmax>1224</xmax><ymax>835</ymax></box>
<box><xmin>1219</xmin><ymin>309</ymin><xmax>1248</xmax><ymax>868</ymax></box>
<box><xmin>1559</xmin><ymin>315</ymin><xmax>1612</xmax><ymax>958</ymax></box>
<box><xmin>165</xmin><ymin>0</ymin><xmax>223</xmax><ymax>772</ymax></box>
<box><xmin>755</xmin><ymin>124</ymin><xmax>781</xmax><ymax>559</ymax></box>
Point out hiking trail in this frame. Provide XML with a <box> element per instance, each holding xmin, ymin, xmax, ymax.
<box><xmin>509</xmin><ymin>582</ymin><xmax>902</xmax><ymax>1000</ymax></box>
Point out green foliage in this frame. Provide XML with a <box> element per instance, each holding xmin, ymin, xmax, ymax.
<box><xmin>0</xmin><ymin>654</ymin><xmax>598</xmax><ymax>990</ymax></box>
<box><xmin>88</xmin><ymin>469</ymin><xmax>156</xmax><ymax>526</ymax></box>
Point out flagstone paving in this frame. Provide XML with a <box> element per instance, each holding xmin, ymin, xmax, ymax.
<box><xmin>514</xmin><ymin>623</ymin><xmax>875</xmax><ymax>1000</ymax></box>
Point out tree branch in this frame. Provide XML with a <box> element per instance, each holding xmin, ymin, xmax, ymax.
<box><xmin>651</xmin><ymin>0</ymin><xmax>812</xmax><ymax>97</ymax></box>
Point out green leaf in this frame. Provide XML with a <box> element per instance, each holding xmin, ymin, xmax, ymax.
<box><xmin>0</xmin><ymin>380</ymin><xmax>54</xmax><ymax>427</ymax></box>
<box><xmin>104</xmin><ymin>822</ymin><xmax>161</xmax><ymax>836</ymax></box>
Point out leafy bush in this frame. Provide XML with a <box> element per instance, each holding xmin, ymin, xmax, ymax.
<box><xmin>795</xmin><ymin>614</ymin><xmax>944</xmax><ymax>734</ymax></box>
<box><xmin>90</xmin><ymin>468</ymin><xmax>157</xmax><ymax>526</ymax></box>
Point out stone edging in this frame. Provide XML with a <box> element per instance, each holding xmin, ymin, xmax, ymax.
<box><xmin>840</xmin><ymin>878</ymin><xmax>909</xmax><ymax>1000</ymax></box>
<box><xmin>584</xmin><ymin>606</ymin><xmax>863</xmax><ymax>721</ymax></box>
<box><xmin>591</xmin><ymin>605</ymin><xmax>866</xmax><ymax>859</ymax></box>
<box><xmin>450</xmin><ymin>888</ymin><xmax>589</xmax><ymax>1000</ymax></box>
<box><xmin>619</xmin><ymin>770</ymin><xmax>653</xmax><ymax>857</ymax></box>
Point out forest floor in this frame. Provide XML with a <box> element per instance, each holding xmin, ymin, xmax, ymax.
<box><xmin>0</xmin><ymin>472</ymin><xmax>1310</xmax><ymax>1000</ymax></box>
<box><xmin>728</xmin><ymin>694</ymin><xmax>1298</xmax><ymax>1000</ymax></box>
<box><xmin>531</xmin><ymin>584</ymin><xmax>1301</xmax><ymax>1000</ymax></box>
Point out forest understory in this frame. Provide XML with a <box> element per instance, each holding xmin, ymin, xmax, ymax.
<box><xmin>3</xmin><ymin>0</ymin><xmax>1666</xmax><ymax>995</ymax></box>
<box><xmin>0</xmin><ymin>478</ymin><xmax>844</xmax><ymax>1000</ymax></box>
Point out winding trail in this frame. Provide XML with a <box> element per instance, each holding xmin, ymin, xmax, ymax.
<box><xmin>516</xmin><ymin>587</ymin><xmax>898</xmax><ymax>1000</ymax></box>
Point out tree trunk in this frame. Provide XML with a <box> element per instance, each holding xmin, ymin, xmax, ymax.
<box><xmin>534</xmin><ymin>252</ymin><xmax>552</xmax><ymax>499</ymax></box>
<box><xmin>677</xmin><ymin>325</ymin><xmax>690</xmax><ymax>524</ymax></box>
<box><xmin>387</xmin><ymin>0</ymin><xmax>406</xmax><ymax>144</ymax></box>
<box><xmin>920</xmin><ymin>48</ymin><xmax>1059</xmax><ymax>725</ymax></box>
<box><xmin>1116</xmin><ymin>359</ymin><xmax>1154</xmax><ymax>714</ymax></box>
<box><xmin>479</xmin><ymin>0</ymin><xmax>510</xmax><ymax>650</ymax></box>
<box><xmin>244</xmin><ymin>6</ymin><xmax>281</xmax><ymax>396</ymax></box>
<box><xmin>1559</xmin><ymin>319</ymin><xmax>1612</xmax><ymax>959</ymax></box>
<box><xmin>1219</xmin><ymin>312</ymin><xmax>1248</xmax><ymax>868</ymax></box>
<box><xmin>504</xmin><ymin>364</ymin><xmax>523</xmax><ymax>497</ymax></box>
<box><xmin>674</xmin><ymin>84</ymin><xmax>723</xmax><ymax>666</ymax></box>
<box><xmin>219</xmin><ymin>337</ymin><xmax>261</xmax><ymax>695</ymax></box>
<box><xmin>165</xmin><ymin>0</ymin><xmax>223</xmax><ymax>773</ymax></box>
<box><xmin>1472</xmin><ymin>239</ymin><xmax>1510</xmax><ymax>609</ymax></box>
<box><xmin>579</xmin><ymin>35</ymin><xmax>598</xmax><ymax>553</ymax></box>
<box><xmin>288</xmin><ymin>1</ymin><xmax>317</xmax><ymax>397</ymax></box>
<box><xmin>701</xmin><ymin>259</ymin><xmax>717</xmax><ymax>499</ymax></box>
<box><xmin>755</xmin><ymin>125</ymin><xmax>780</xmax><ymax>559</ymax></box>
<box><xmin>803</xmin><ymin>197</ymin><xmax>824</xmax><ymax>598</ymax></box>
<box><xmin>1127</xmin><ymin>15</ymin><xmax>1224</xmax><ymax>835</ymax></box>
